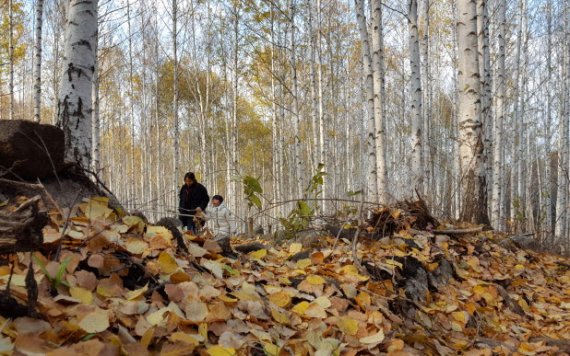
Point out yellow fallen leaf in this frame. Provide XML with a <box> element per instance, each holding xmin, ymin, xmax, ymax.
<box><xmin>289</xmin><ymin>243</ymin><xmax>303</xmax><ymax>255</ymax></box>
<box><xmin>306</xmin><ymin>275</ymin><xmax>326</xmax><ymax>285</ymax></box>
<box><xmin>78</xmin><ymin>308</ymin><xmax>110</xmax><ymax>333</ymax></box>
<box><xmin>158</xmin><ymin>251</ymin><xmax>178</xmax><ymax>274</ymax></box>
<box><xmin>170</xmin><ymin>331</ymin><xmax>201</xmax><ymax>345</ymax></box>
<box><xmin>207</xmin><ymin>345</ymin><xmax>236</xmax><ymax>356</ymax></box>
<box><xmin>341</xmin><ymin>264</ymin><xmax>369</xmax><ymax>281</ymax></box>
<box><xmin>337</xmin><ymin>316</ymin><xmax>359</xmax><ymax>336</ymax></box>
<box><xmin>69</xmin><ymin>287</ymin><xmax>93</xmax><ymax>305</ymax></box>
<box><xmin>271</xmin><ymin>308</ymin><xmax>290</xmax><ymax>324</ymax></box>
<box><xmin>268</xmin><ymin>291</ymin><xmax>291</xmax><ymax>308</ymax></box>
<box><xmin>451</xmin><ymin>311</ymin><xmax>468</xmax><ymax>324</ymax></box>
<box><xmin>249</xmin><ymin>249</ymin><xmax>267</xmax><ymax>260</ymax></box>
<box><xmin>122</xmin><ymin>215</ymin><xmax>145</xmax><ymax>231</ymax></box>
<box><xmin>355</xmin><ymin>291</ymin><xmax>371</xmax><ymax>310</ymax></box>
<box><xmin>219</xmin><ymin>294</ymin><xmax>239</xmax><ymax>303</ymax></box>
<box><xmin>292</xmin><ymin>301</ymin><xmax>310</xmax><ymax>314</ymax></box>
<box><xmin>81</xmin><ymin>198</ymin><xmax>113</xmax><ymax>220</ymax></box>
<box><xmin>199</xmin><ymin>323</ymin><xmax>208</xmax><ymax>340</ymax></box>
<box><xmin>125</xmin><ymin>284</ymin><xmax>149</xmax><ymax>301</ymax></box>
<box><xmin>140</xmin><ymin>326</ymin><xmax>154</xmax><ymax>349</ymax></box>
<box><xmin>359</xmin><ymin>329</ymin><xmax>385</xmax><ymax>344</ymax></box>
<box><xmin>296</xmin><ymin>259</ymin><xmax>312</xmax><ymax>269</ymax></box>
<box><xmin>263</xmin><ymin>342</ymin><xmax>280</xmax><ymax>356</ymax></box>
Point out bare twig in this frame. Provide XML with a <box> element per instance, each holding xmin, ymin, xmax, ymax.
<box><xmin>352</xmin><ymin>190</ymin><xmax>367</xmax><ymax>275</ymax></box>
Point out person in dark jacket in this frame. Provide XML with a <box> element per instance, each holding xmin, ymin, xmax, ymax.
<box><xmin>178</xmin><ymin>172</ymin><xmax>209</xmax><ymax>233</ymax></box>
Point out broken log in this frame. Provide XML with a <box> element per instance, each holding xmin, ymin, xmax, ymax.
<box><xmin>0</xmin><ymin>195</ymin><xmax>47</xmax><ymax>254</ymax></box>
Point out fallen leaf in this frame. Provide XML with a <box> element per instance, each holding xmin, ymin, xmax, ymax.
<box><xmin>78</xmin><ymin>308</ymin><xmax>110</xmax><ymax>333</ymax></box>
<box><xmin>249</xmin><ymin>249</ymin><xmax>267</xmax><ymax>260</ymax></box>
<box><xmin>69</xmin><ymin>287</ymin><xmax>93</xmax><ymax>305</ymax></box>
<box><xmin>268</xmin><ymin>291</ymin><xmax>292</xmax><ymax>308</ymax></box>
<box><xmin>158</xmin><ymin>251</ymin><xmax>178</xmax><ymax>274</ymax></box>
<box><xmin>185</xmin><ymin>300</ymin><xmax>209</xmax><ymax>322</ymax></box>
<box><xmin>207</xmin><ymin>345</ymin><xmax>236</xmax><ymax>356</ymax></box>
<box><xmin>336</xmin><ymin>316</ymin><xmax>359</xmax><ymax>336</ymax></box>
<box><xmin>359</xmin><ymin>329</ymin><xmax>384</xmax><ymax>344</ymax></box>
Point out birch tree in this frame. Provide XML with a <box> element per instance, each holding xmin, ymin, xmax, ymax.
<box><xmin>355</xmin><ymin>0</ymin><xmax>377</xmax><ymax>201</ymax></box>
<box><xmin>456</xmin><ymin>0</ymin><xmax>489</xmax><ymax>224</ymax></box>
<box><xmin>57</xmin><ymin>0</ymin><xmax>99</xmax><ymax>168</ymax></box>
<box><xmin>172</xmin><ymin>0</ymin><xmax>180</xmax><ymax>203</ymax></box>
<box><xmin>409</xmin><ymin>0</ymin><xmax>424</xmax><ymax>191</ymax></box>
<box><xmin>33</xmin><ymin>0</ymin><xmax>44</xmax><ymax>122</ymax></box>
<box><xmin>8</xmin><ymin>0</ymin><xmax>14</xmax><ymax>120</ymax></box>
<box><xmin>491</xmin><ymin>0</ymin><xmax>506</xmax><ymax>229</ymax></box>
<box><xmin>556</xmin><ymin>4</ymin><xmax>570</xmax><ymax>250</ymax></box>
<box><xmin>371</xmin><ymin>0</ymin><xmax>388</xmax><ymax>202</ymax></box>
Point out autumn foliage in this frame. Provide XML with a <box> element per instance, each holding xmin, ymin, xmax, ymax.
<box><xmin>0</xmin><ymin>197</ymin><xmax>568</xmax><ymax>355</ymax></box>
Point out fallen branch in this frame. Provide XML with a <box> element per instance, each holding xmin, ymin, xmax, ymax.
<box><xmin>432</xmin><ymin>226</ymin><xmax>483</xmax><ymax>235</ymax></box>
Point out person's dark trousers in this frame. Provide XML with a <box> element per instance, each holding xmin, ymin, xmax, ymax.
<box><xmin>179</xmin><ymin>216</ymin><xmax>196</xmax><ymax>233</ymax></box>
<box><xmin>185</xmin><ymin>219</ymin><xmax>196</xmax><ymax>234</ymax></box>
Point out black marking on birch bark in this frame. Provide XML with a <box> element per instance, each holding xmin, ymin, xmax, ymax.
<box><xmin>73</xmin><ymin>39</ymin><xmax>91</xmax><ymax>51</ymax></box>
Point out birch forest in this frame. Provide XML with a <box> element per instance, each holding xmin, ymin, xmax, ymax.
<box><xmin>2</xmin><ymin>0</ymin><xmax>570</xmax><ymax>353</ymax></box>
<box><xmin>1</xmin><ymin>0</ymin><xmax>570</xmax><ymax>253</ymax></box>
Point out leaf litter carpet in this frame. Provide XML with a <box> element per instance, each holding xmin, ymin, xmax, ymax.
<box><xmin>0</xmin><ymin>197</ymin><xmax>568</xmax><ymax>355</ymax></box>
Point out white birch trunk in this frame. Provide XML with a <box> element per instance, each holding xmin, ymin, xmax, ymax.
<box><xmin>556</xmin><ymin>6</ymin><xmax>570</xmax><ymax>250</ymax></box>
<box><xmin>477</xmin><ymin>0</ymin><xmax>492</xmax><ymax>202</ymax></box>
<box><xmin>355</xmin><ymin>0</ymin><xmax>378</xmax><ymax>201</ymax></box>
<box><xmin>57</xmin><ymin>0</ymin><xmax>98</xmax><ymax>168</ymax></box>
<box><xmin>91</xmin><ymin>35</ymin><xmax>100</xmax><ymax>173</ymax></box>
<box><xmin>9</xmin><ymin>0</ymin><xmax>14</xmax><ymax>120</ymax></box>
<box><xmin>172</xmin><ymin>0</ymin><xmax>180</xmax><ymax>203</ymax></box>
<box><xmin>127</xmin><ymin>0</ymin><xmax>136</xmax><ymax>204</ymax></box>
<box><xmin>456</xmin><ymin>0</ymin><xmax>489</xmax><ymax>224</ymax></box>
<box><xmin>371</xmin><ymin>0</ymin><xmax>388</xmax><ymax>202</ymax></box>
<box><xmin>290</xmin><ymin>0</ymin><xmax>303</xmax><ymax>198</ymax></box>
<box><xmin>491</xmin><ymin>0</ymin><xmax>506</xmax><ymax>229</ymax></box>
<box><xmin>33</xmin><ymin>0</ymin><xmax>45</xmax><ymax>122</ymax></box>
<box><xmin>409</xmin><ymin>0</ymin><xmax>424</xmax><ymax>192</ymax></box>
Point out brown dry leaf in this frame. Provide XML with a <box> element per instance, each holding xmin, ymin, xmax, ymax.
<box><xmin>46</xmin><ymin>339</ymin><xmax>113</xmax><ymax>356</ymax></box>
<box><xmin>74</xmin><ymin>270</ymin><xmax>98</xmax><ymax>291</ymax></box>
<box><xmin>185</xmin><ymin>300</ymin><xmax>209</xmax><ymax>323</ymax></box>
<box><xmin>311</xmin><ymin>251</ymin><xmax>325</xmax><ymax>264</ymax></box>
<box><xmin>96</xmin><ymin>274</ymin><xmax>124</xmax><ymax>297</ymax></box>
<box><xmin>13</xmin><ymin>317</ymin><xmax>51</xmax><ymax>335</ymax></box>
<box><xmin>78</xmin><ymin>308</ymin><xmax>110</xmax><ymax>333</ymax></box>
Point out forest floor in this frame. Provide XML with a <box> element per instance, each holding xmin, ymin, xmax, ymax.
<box><xmin>0</xmin><ymin>196</ymin><xmax>569</xmax><ymax>355</ymax></box>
